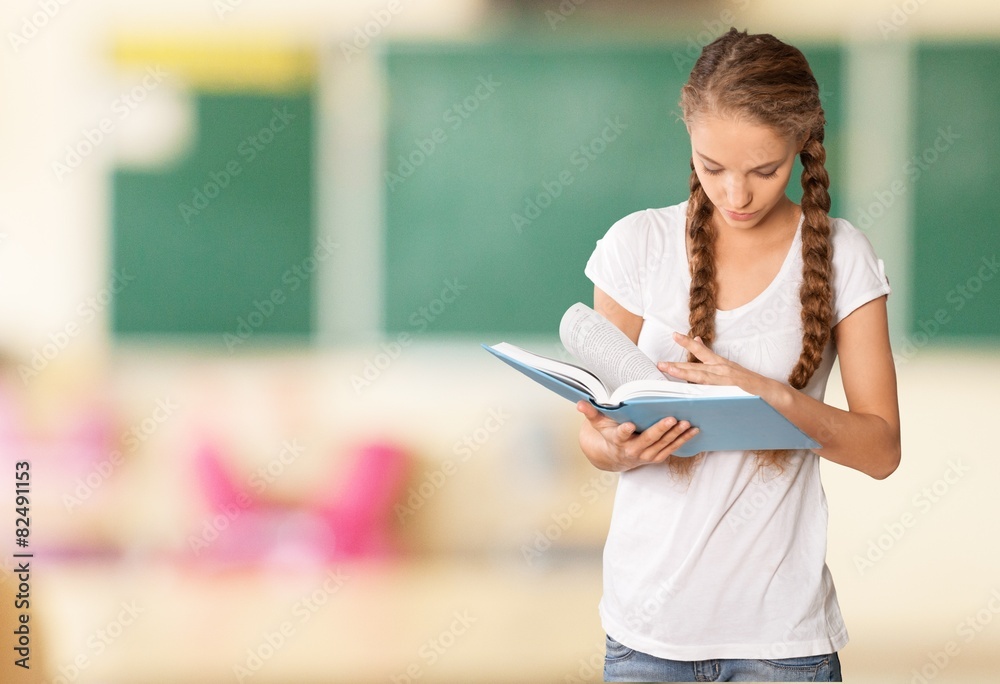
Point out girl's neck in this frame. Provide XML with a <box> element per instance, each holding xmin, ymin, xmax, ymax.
<box><xmin>714</xmin><ymin>198</ymin><xmax>799</xmax><ymax>249</ymax></box>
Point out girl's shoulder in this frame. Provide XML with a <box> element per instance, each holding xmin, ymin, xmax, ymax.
<box><xmin>828</xmin><ymin>215</ymin><xmax>882</xmax><ymax>263</ymax></box>
<box><xmin>603</xmin><ymin>201</ymin><xmax>689</xmax><ymax>244</ymax></box>
<box><xmin>826</xmin><ymin>215</ymin><xmax>891</xmax><ymax>321</ymax></box>
<box><xmin>619</xmin><ymin>200</ymin><xmax>688</xmax><ymax>227</ymax></box>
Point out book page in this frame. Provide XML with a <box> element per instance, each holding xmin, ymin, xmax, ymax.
<box><xmin>489</xmin><ymin>342</ymin><xmax>612</xmax><ymax>403</ymax></box>
<box><xmin>559</xmin><ymin>303</ymin><xmax>664</xmax><ymax>394</ymax></box>
<box><xmin>611</xmin><ymin>377</ymin><xmax>750</xmax><ymax>404</ymax></box>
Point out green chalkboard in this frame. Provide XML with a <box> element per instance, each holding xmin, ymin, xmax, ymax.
<box><xmin>382</xmin><ymin>41</ymin><xmax>843</xmax><ymax>336</ymax></box>
<box><xmin>911</xmin><ymin>44</ymin><xmax>1000</xmax><ymax>340</ymax></box>
<box><xmin>111</xmin><ymin>92</ymin><xmax>314</xmax><ymax>343</ymax></box>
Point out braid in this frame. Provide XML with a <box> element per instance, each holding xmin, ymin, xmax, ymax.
<box><xmin>686</xmin><ymin>160</ymin><xmax>717</xmax><ymax>362</ymax></box>
<box><xmin>753</xmin><ymin>135</ymin><xmax>834</xmax><ymax>470</ymax></box>
<box><xmin>790</xmin><ymin>134</ymin><xmax>833</xmax><ymax>390</ymax></box>
<box><xmin>665</xmin><ymin>162</ymin><xmax>717</xmax><ymax>476</ymax></box>
<box><xmin>675</xmin><ymin>28</ymin><xmax>836</xmax><ymax>475</ymax></box>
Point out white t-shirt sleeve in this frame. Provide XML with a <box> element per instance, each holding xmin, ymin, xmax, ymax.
<box><xmin>830</xmin><ymin>218</ymin><xmax>892</xmax><ymax>326</ymax></box>
<box><xmin>584</xmin><ymin>210</ymin><xmax>649</xmax><ymax>316</ymax></box>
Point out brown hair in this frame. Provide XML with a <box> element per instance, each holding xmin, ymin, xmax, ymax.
<box><xmin>676</xmin><ymin>28</ymin><xmax>832</xmax><ymax>473</ymax></box>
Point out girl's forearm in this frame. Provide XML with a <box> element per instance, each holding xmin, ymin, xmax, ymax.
<box><xmin>754</xmin><ymin>377</ymin><xmax>901</xmax><ymax>479</ymax></box>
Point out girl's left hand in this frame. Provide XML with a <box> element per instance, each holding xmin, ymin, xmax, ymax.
<box><xmin>658</xmin><ymin>332</ymin><xmax>768</xmax><ymax>394</ymax></box>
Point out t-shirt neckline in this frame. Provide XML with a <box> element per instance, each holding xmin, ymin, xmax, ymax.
<box><xmin>679</xmin><ymin>207</ymin><xmax>804</xmax><ymax>319</ymax></box>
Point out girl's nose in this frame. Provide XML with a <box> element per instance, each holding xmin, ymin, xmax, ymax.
<box><xmin>726</xmin><ymin>179</ymin><xmax>751</xmax><ymax>209</ymax></box>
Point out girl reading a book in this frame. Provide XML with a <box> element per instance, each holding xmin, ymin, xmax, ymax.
<box><xmin>576</xmin><ymin>28</ymin><xmax>900</xmax><ymax>682</ymax></box>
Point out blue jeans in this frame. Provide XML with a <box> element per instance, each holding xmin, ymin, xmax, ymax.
<box><xmin>604</xmin><ymin>634</ymin><xmax>843</xmax><ymax>682</ymax></box>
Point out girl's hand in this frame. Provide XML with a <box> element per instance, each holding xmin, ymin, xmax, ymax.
<box><xmin>658</xmin><ymin>332</ymin><xmax>769</xmax><ymax>394</ymax></box>
<box><xmin>576</xmin><ymin>400</ymin><xmax>700</xmax><ymax>472</ymax></box>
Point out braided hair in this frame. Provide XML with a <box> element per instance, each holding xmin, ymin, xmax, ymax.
<box><xmin>676</xmin><ymin>28</ymin><xmax>833</xmax><ymax>473</ymax></box>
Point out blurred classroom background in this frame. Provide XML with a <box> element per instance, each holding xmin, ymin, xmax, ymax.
<box><xmin>1</xmin><ymin>0</ymin><xmax>999</xmax><ymax>682</ymax></box>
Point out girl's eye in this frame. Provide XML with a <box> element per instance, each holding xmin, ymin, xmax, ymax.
<box><xmin>702</xmin><ymin>166</ymin><xmax>779</xmax><ymax>179</ymax></box>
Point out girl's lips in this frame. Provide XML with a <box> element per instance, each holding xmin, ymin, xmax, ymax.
<box><xmin>724</xmin><ymin>208</ymin><xmax>758</xmax><ymax>221</ymax></box>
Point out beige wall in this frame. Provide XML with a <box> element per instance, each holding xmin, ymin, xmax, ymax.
<box><xmin>748</xmin><ymin>0</ymin><xmax>1000</xmax><ymax>39</ymax></box>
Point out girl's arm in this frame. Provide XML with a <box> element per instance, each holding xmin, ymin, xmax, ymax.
<box><xmin>577</xmin><ymin>288</ymin><xmax>702</xmax><ymax>472</ymax></box>
<box><xmin>594</xmin><ymin>287</ymin><xmax>643</xmax><ymax>345</ymax></box>
<box><xmin>661</xmin><ymin>296</ymin><xmax>901</xmax><ymax>479</ymax></box>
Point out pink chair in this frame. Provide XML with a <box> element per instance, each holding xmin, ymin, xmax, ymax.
<box><xmin>191</xmin><ymin>439</ymin><xmax>410</xmax><ymax>566</ymax></box>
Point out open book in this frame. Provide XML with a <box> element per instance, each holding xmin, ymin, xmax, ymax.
<box><xmin>483</xmin><ymin>303</ymin><xmax>819</xmax><ymax>456</ymax></box>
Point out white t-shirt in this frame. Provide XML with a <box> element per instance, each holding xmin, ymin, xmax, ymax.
<box><xmin>584</xmin><ymin>201</ymin><xmax>891</xmax><ymax>661</ymax></box>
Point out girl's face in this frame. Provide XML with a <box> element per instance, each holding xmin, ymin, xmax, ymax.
<box><xmin>687</xmin><ymin>115</ymin><xmax>801</xmax><ymax>231</ymax></box>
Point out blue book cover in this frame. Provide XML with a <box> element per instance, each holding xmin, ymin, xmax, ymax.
<box><xmin>483</xmin><ymin>342</ymin><xmax>820</xmax><ymax>457</ymax></box>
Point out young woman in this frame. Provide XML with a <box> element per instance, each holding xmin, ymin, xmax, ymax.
<box><xmin>576</xmin><ymin>28</ymin><xmax>900</xmax><ymax>682</ymax></box>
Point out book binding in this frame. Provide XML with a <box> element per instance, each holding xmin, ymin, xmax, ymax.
<box><xmin>483</xmin><ymin>343</ymin><xmax>820</xmax><ymax>457</ymax></box>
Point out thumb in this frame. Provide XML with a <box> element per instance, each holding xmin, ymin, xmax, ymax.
<box><xmin>576</xmin><ymin>400</ymin><xmax>600</xmax><ymax>420</ymax></box>
<box><xmin>577</xmin><ymin>401</ymin><xmax>618</xmax><ymax>429</ymax></box>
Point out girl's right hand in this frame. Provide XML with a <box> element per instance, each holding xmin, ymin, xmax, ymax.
<box><xmin>576</xmin><ymin>400</ymin><xmax>700</xmax><ymax>472</ymax></box>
